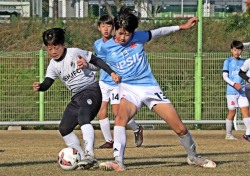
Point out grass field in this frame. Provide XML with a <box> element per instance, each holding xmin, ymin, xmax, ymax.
<box><xmin>0</xmin><ymin>129</ymin><xmax>250</xmax><ymax>176</ymax></box>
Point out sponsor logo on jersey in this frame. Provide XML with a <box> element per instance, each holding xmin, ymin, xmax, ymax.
<box><xmin>62</xmin><ymin>69</ymin><xmax>82</xmax><ymax>82</ymax></box>
<box><xmin>232</xmin><ymin>70</ymin><xmax>239</xmax><ymax>76</ymax></box>
<box><xmin>116</xmin><ymin>53</ymin><xmax>141</xmax><ymax>69</ymax></box>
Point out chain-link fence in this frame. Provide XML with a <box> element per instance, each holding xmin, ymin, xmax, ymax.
<box><xmin>1</xmin><ymin>0</ymin><xmax>250</xmax><ymax>129</ymax></box>
<box><xmin>1</xmin><ymin>51</ymin><xmax>249</xmax><ymax>127</ymax></box>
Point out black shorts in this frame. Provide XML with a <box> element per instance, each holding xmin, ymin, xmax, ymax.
<box><xmin>59</xmin><ymin>82</ymin><xmax>102</xmax><ymax>136</ymax></box>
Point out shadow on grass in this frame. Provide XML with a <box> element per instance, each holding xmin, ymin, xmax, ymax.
<box><xmin>0</xmin><ymin>160</ymin><xmax>56</xmax><ymax>167</ymax></box>
<box><xmin>1</xmin><ymin>151</ymin><xmax>249</xmax><ymax>168</ymax></box>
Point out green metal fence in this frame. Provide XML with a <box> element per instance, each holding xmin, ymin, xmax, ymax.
<box><xmin>1</xmin><ymin>50</ymin><xmax>246</xmax><ymax>126</ymax></box>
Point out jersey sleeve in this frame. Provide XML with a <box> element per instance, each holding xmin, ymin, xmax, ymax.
<box><xmin>96</xmin><ymin>45</ymin><xmax>108</xmax><ymax>62</ymax></box>
<box><xmin>133</xmin><ymin>31</ymin><xmax>150</xmax><ymax>44</ymax></box>
<box><xmin>45</xmin><ymin>61</ymin><xmax>57</xmax><ymax>80</ymax></box>
<box><xmin>93</xmin><ymin>40</ymin><xmax>99</xmax><ymax>56</ymax></box>
<box><xmin>222</xmin><ymin>59</ymin><xmax>229</xmax><ymax>72</ymax></box>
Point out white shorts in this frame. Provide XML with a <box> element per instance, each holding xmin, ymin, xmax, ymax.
<box><xmin>119</xmin><ymin>83</ymin><xmax>171</xmax><ymax>110</ymax></box>
<box><xmin>99</xmin><ymin>81</ymin><xmax>119</xmax><ymax>104</ymax></box>
<box><xmin>226</xmin><ymin>94</ymin><xmax>249</xmax><ymax>110</ymax></box>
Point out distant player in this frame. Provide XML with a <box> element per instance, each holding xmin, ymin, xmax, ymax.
<box><xmin>98</xmin><ymin>6</ymin><xmax>216</xmax><ymax>171</ymax></box>
<box><xmin>94</xmin><ymin>15</ymin><xmax>143</xmax><ymax>149</ymax></box>
<box><xmin>32</xmin><ymin>28</ymin><xmax>120</xmax><ymax>169</ymax></box>
<box><xmin>223</xmin><ymin>40</ymin><xmax>250</xmax><ymax>141</ymax></box>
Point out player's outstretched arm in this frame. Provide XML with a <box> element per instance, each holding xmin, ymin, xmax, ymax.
<box><xmin>150</xmin><ymin>17</ymin><xmax>198</xmax><ymax>40</ymax></box>
<box><xmin>179</xmin><ymin>17</ymin><xmax>199</xmax><ymax>30</ymax></box>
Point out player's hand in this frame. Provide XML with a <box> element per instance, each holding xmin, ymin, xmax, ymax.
<box><xmin>234</xmin><ymin>83</ymin><xmax>242</xmax><ymax>90</ymax></box>
<box><xmin>111</xmin><ymin>72</ymin><xmax>121</xmax><ymax>83</ymax></box>
<box><xmin>179</xmin><ymin>17</ymin><xmax>199</xmax><ymax>30</ymax></box>
<box><xmin>77</xmin><ymin>55</ymin><xmax>89</xmax><ymax>69</ymax></box>
<box><xmin>33</xmin><ymin>82</ymin><xmax>40</xmax><ymax>91</ymax></box>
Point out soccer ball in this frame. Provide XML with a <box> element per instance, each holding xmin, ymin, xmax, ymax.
<box><xmin>57</xmin><ymin>147</ymin><xmax>81</xmax><ymax>170</ymax></box>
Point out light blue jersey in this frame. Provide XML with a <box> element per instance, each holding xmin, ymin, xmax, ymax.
<box><xmin>98</xmin><ymin>31</ymin><xmax>158</xmax><ymax>86</ymax></box>
<box><xmin>223</xmin><ymin>57</ymin><xmax>245</xmax><ymax>95</ymax></box>
<box><xmin>94</xmin><ymin>38</ymin><xmax>117</xmax><ymax>86</ymax></box>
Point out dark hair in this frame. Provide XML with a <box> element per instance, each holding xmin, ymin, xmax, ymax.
<box><xmin>42</xmin><ymin>28</ymin><xmax>65</xmax><ymax>46</ymax></box>
<box><xmin>98</xmin><ymin>15</ymin><xmax>114</xmax><ymax>26</ymax></box>
<box><xmin>230</xmin><ymin>40</ymin><xmax>244</xmax><ymax>50</ymax></box>
<box><xmin>114</xmin><ymin>6</ymin><xmax>139</xmax><ymax>33</ymax></box>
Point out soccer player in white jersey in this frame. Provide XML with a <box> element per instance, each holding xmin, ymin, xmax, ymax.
<box><xmin>32</xmin><ymin>28</ymin><xmax>120</xmax><ymax>170</ymax></box>
<box><xmin>95</xmin><ymin>15</ymin><xmax>143</xmax><ymax>149</ymax></box>
<box><xmin>223</xmin><ymin>40</ymin><xmax>250</xmax><ymax>141</ymax></box>
<box><xmin>236</xmin><ymin>42</ymin><xmax>250</xmax><ymax>142</ymax></box>
<box><xmin>98</xmin><ymin>7</ymin><xmax>216</xmax><ymax>171</ymax></box>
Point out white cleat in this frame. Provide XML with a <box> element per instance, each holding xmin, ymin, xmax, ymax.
<box><xmin>187</xmin><ymin>156</ymin><xmax>216</xmax><ymax>168</ymax></box>
<box><xmin>77</xmin><ymin>155</ymin><xmax>99</xmax><ymax>170</ymax></box>
<box><xmin>99</xmin><ymin>160</ymin><xmax>126</xmax><ymax>171</ymax></box>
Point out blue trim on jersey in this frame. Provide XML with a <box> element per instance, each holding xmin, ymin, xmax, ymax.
<box><xmin>223</xmin><ymin>57</ymin><xmax>245</xmax><ymax>95</ymax></box>
<box><xmin>98</xmin><ymin>31</ymin><xmax>158</xmax><ymax>86</ymax></box>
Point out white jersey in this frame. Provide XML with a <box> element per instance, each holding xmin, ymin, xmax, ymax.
<box><xmin>45</xmin><ymin>48</ymin><xmax>97</xmax><ymax>96</ymax></box>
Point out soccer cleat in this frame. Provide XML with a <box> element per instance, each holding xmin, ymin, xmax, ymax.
<box><xmin>134</xmin><ymin>125</ymin><xmax>143</xmax><ymax>147</ymax></box>
<box><xmin>99</xmin><ymin>160</ymin><xmax>126</xmax><ymax>171</ymax></box>
<box><xmin>98</xmin><ymin>141</ymin><xmax>114</xmax><ymax>149</ymax></box>
<box><xmin>243</xmin><ymin>134</ymin><xmax>250</xmax><ymax>142</ymax></box>
<box><xmin>77</xmin><ymin>155</ymin><xmax>99</xmax><ymax>170</ymax></box>
<box><xmin>187</xmin><ymin>156</ymin><xmax>216</xmax><ymax>168</ymax></box>
<box><xmin>225</xmin><ymin>134</ymin><xmax>238</xmax><ymax>140</ymax></box>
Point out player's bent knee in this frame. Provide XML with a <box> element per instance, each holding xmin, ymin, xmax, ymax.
<box><xmin>174</xmin><ymin>127</ymin><xmax>187</xmax><ymax>136</ymax></box>
<box><xmin>59</xmin><ymin>124</ymin><xmax>74</xmax><ymax>137</ymax></box>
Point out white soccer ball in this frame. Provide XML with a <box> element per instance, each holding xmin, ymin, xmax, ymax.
<box><xmin>58</xmin><ymin>147</ymin><xmax>81</xmax><ymax>170</ymax></box>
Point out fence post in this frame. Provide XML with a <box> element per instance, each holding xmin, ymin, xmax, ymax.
<box><xmin>194</xmin><ymin>0</ymin><xmax>203</xmax><ymax>129</ymax></box>
<box><xmin>39</xmin><ymin>49</ymin><xmax>45</xmax><ymax>122</ymax></box>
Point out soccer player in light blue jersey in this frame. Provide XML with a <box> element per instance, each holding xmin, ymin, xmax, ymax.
<box><xmin>94</xmin><ymin>15</ymin><xmax>143</xmax><ymax>149</ymax></box>
<box><xmin>224</xmin><ymin>40</ymin><xmax>250</xmax><ymax>141</ymax></box>
<box><xmin>98</xmin><ymin>7</ymin><xmax>216</xmax><ymax>171</ymax></box>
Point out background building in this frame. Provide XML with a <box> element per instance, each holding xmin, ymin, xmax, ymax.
<box><xmin>0</xmin><ymin>0</ymin><xmax>30</xmax><ymax>18</ymax></box>
<box><xmin>0</xmin><ymin>0</ymin><xmax>248</xmax><ymax>18</ymax></box>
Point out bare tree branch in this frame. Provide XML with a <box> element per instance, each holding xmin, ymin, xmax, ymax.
<box><xmin>103</xmin><ymin>0</ymin><xmax>113</xmax><ymax>17</ymax></box>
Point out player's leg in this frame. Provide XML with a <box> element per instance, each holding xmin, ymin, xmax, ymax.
<box><xmin>99</xmin><ymin>83</ymin><xmax>139</xmax><ymax>171</ymax></box>
<box><xmin>111</xmin><ymin>86</ymin><xmax>144</xmax><ymax>147</ymax></box>
<box><xmin>59</xmin><ymin>101</ymin><xmax>85</xmax><ymax>159</ymax></box>
<box><xmin>98</xmin><ymin>81</ymin><xmax>114</xmax><ymax>148</ymax></box>
<box><xmin>238</xmin><ymin>95</ymin><xmax>250</xmax><ymax>141</ymax></box>
<box><xmin>225</xmin><ymin>95</ymin><xmax>238</xmax><ymax>140</ymax></box>
<box><xmin>100</xmin><ymin>98</ymin><xmax>137</xmax><ymax>171</ymax></box>
<box><xmin>77</xmin><ymin>87</ymin><xmax>102</xmax><ymax>169</ymax></box>
<box><xmin>127</xmin><ymin>118</ymin><xmax>143</xmax><ymax>147</ymax></box>
<box><xmin>152</xmin><ymin>103</ymin><xmax>216</xmax><ymax>168</ymax></box>
<box><xmin>98</xmin><ymin>101</ymin><xmax>114</xmax><ymax>148</ymax></box>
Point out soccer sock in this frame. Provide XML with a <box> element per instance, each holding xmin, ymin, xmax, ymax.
<box><xmin>62</xmin><ymin>131</ymin><xmax>85</xmax><ymax>159</ymax></box>
<box><xmin>80</xmin><ymin>124</ymin><xmax>95</xmax><ymax>156</ymax></box>
<box><xmin>243</xmin><ymin>117</ymin><xmax>250</xmax><ymax>135</ymax></box>
<box><xmin>226</xmin><ymin>119</ymin><xmax>233</xmax><ymax>136</ymax></box>
<box><xmin>127</xmin><ymin>118</ymin><xmax>139</xmax><ymax>131</ymax></box>
<box><xmin>99</xmin><ymin>118</ymin><xmax>113</xmax><ymax>142</ymax></box>
<box><xmin>178</xmin><ymin>130</ymin><xmax>197</xmax><ymax>160</ymax></box>
<box><xmin>113</xmin><ymin>126</ymin><xmax>126</xmax><ymax>164</ymax></box>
